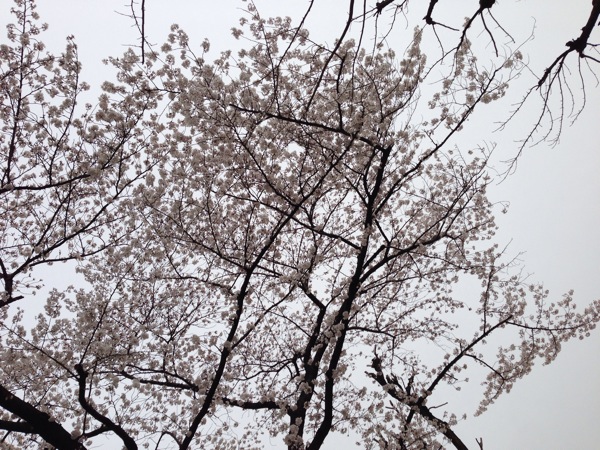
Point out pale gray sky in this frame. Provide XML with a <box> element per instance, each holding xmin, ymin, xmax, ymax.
<box><xmin>10</xmin><ymin>1</ymin><xmax>600</xmax><ymax>448</ymax></box>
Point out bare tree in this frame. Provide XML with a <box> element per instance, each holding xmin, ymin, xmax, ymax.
<box><xmin>1</xmin><ymin>1</ymin><xmax>598</xmax><ymax>449</ymax></box>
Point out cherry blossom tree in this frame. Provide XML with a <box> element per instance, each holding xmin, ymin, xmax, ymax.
<box><xmin>1</xmin><ymin>1</ymin><xmax>599</xmax><ymax>449</ymax></box>
<box><xmin>126</xmin><ymin>0</ymin><xmax>600</xmax><ymax>149</ymax></box>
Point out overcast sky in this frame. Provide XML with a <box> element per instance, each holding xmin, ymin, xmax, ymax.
<box><xmin>8</xmin><ymin>1</ymin><xmax>600</xmax><ymax>448</ymax></box>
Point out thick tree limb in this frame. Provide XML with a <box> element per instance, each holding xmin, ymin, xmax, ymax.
<box><xmin>74</xmin><ymin>364</ymin><xmax>138</xmax><ymax>450</ymax></box>
<box><xmin>0</xmin><ymin>419</ymin><xmax>34</xmax><ymax>433</ymax></box>
<box><xmin>222</xmin><ymin>397</ymin><xmax>279</xmax><ymax>410</ymax></box>
<box><xmin>0</xmin><ymin>384</ymin><xmax>86</xmax><ymax>449</ymax></box>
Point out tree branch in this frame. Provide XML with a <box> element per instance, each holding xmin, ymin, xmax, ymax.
<box><xmin>0</xmin><ymin>384</ymin><xmax>86</xmax><ymax>449</ymax></box>
<box><xmin>74</xmin><ymin>364</ymin><xmax>138</xmax><ymax>450</ymax></box>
